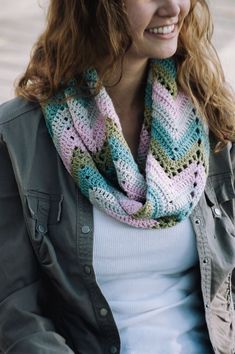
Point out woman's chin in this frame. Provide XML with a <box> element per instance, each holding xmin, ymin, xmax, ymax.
<box><xmin>150</xmin><ymin>44</ymin><xmax>178</xmax><ymax>60</ymax></box>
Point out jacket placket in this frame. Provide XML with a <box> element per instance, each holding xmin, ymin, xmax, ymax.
<box><xmin>76</xmin><ymin>188</ymin><xmax>121</xmax><ymax>354</ymax></box>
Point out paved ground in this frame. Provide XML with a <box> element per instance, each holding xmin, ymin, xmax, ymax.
<box><xmin>211</xmin><ymin>0</ymin><xmax>235</xmax><ymax>92</ymax></box>
<box><xmin>0</xmin><ymin>1</ymin><xmax>46</xmax><ymax>102</ymax></box>
<box><xmin>0</xmin><ymin>0</ymin><xmax>235</xmax><ymax>103</ymax></box>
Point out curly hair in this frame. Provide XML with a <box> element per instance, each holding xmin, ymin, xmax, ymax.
<box><xmin>176</xmin><ymin>0</ymin><xmax>235</xmax><ymax>151</ymax></box>
<box><xmin>16</xmin><ymin>0</ymin><xmax>235</xmax><ymax>152</ymax></box>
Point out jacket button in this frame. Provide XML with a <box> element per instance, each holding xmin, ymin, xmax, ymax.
<box><xmin>214</xmin><ymin>207</ymin><xmax>222</xmax><ymax>218</ymax></box>
<box><xmin>84</xmin><ymin>265</ymin><xmax>91</xmax><ymax>275</ymax></box>
<box><xmin>100</xmin><ymin>308</ymin><xmax>108</xmax><ymax>317</ymax></box>
<box><xmin>203</xmin><ymin>257</ymin><xmax>209</xmax><ymax>264</ymax></box>
<box><xmin>110</xmin><ymin>345</ymin><xmax>118</xmax><ymax>354</ymax></box>
<box><xmin>82</xmin><ymin>225</ymin><xmax>90</xmax><ymax>234</ymax></box>
<box><xmin>37</xmin><ymin>224</ymin><xmax>46</xmax><ymax>233</ymax></box>
<box><xmin>195</xmin><ymin>218</ymin><xmax>201</xmax><ymax>225</ymax></box>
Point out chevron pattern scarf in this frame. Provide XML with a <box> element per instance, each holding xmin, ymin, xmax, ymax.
<box><xmin>42</xmin><ymin>58</ymin><xmax>210</xmax><ymax>229</ymax></box>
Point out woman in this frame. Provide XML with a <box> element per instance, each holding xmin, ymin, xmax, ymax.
<box><xmin>0</xmin><ymin>0</ymin><xmax>235</xmax><ymax>353</ymax></box>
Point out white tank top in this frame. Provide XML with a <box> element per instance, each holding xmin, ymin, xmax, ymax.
<box><xmin>93</xmin><ymin>206</ymin><xmax>213</xmax><ymax>354</ymax></box>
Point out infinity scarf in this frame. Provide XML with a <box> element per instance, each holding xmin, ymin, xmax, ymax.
<box><xmin>42</xmin><ymin>58</ymin><xmax>210</xmax><ymax>229</ymax></box>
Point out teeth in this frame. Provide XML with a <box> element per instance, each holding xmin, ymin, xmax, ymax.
<box><xmin>147</xmin><ymin>24</ymin><xmax>175</xmax><ymax>35</ymax></box>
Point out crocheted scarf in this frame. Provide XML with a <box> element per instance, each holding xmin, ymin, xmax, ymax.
<box><xmin>42</xmin><ymin>58</ymin><xmax>210</xmax><ymax>229</ymax></box>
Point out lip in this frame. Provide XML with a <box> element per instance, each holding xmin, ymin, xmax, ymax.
<box><xmin>146</xmin><ymin>22</ymin><xmax>178</xmax><ymax>31</ymax></box>
<box><xmin>145</xmin><ymin>23</ymin><xmax>178</xmax><ymax>40</ymax></box>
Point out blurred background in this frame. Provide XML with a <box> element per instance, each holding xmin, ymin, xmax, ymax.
<box><xmin>0</xmin><ymin>0</ymin><xmax>235</xmax><ymax>103</ymax></box>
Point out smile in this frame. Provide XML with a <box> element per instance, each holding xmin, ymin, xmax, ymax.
<box><xmin>146</xmin><ymin>24</ymin><xmax>175</xmax><ymax>35</ymax></box>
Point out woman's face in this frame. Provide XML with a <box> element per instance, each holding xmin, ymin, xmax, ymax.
<box><xmin>125</xmin><ymin>0</ymin><xmax>191</xmax><ymax>60</ymax></box>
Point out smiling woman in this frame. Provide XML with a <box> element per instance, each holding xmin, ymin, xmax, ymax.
<box><xmin>125</xmin><ymin>0</ymin><xmax>190</xmax><ymax>59</ymax></box>
<box><xmin>0</xmin><ymin>1</ymin><xmax>235</xmax><ymax>354</ymax></box>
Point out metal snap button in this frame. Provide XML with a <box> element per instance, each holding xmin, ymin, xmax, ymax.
<box><xmin>100</xmin><ymin>308</ymin><xmax>108</xmax><ymax>317</ymax></box>
<box><xmin>195</xmin><ymin>218</ymin><xmax>201</xmax><ymax>225</ymax></box>
<box><xmin>214</xmin><ymin>207</ymin><xmax>222</xmax><ymax>218</ymax></box>
<box><xmin>37</xmin><ymin>224</ymin><xmax>46</xmax><ymax>233</ymax></box>
<box><xmin>81</xmin><ymin>225</ymin><xmax>90</xmax><ymax>234</ymax></box>
<box><xmin>110</xmin><ymin>345</ymin><xmax>118</xmax><ymax>354</ymax></box>
<box><xmin>84</xmin><ymin>265</ymin><xmax>91</xmax><ymax>275</ymax></box>
<box><xmin>203</xmin><ymin>257</ymin><xmax>209</xmax><ymax>264</ymax></box>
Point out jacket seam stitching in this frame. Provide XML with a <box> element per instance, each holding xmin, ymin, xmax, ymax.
<box><xmin>0</xmin><ymin>105</ymin><xmax>39</xmax><ymax>127</ymax></box>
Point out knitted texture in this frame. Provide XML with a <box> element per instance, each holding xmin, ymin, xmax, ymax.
<box><xmin>42</xmin><ymin>58</ymin><xmax>210</xmax><ymax>229</ymax></box>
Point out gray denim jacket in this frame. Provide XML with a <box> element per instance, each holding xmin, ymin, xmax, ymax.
<box><xmin>0</xmin><ymin>97</ymin><xmax>235</xmax><ymax>354</ymax></box>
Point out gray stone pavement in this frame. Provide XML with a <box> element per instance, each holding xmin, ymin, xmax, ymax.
<box><xmin>0</xmin><ymin>0</ymin><xmax>46</xmax><ymax>102</ymax></box>
<box><xmin>211</xmin><ymin>0</ymin><xmax>235</xmax><ymax>92</ymax></box>
<box><xmin>0</xmin><ymin>0</ymin><xmax>235</xmax><ymax>103</ymax></box>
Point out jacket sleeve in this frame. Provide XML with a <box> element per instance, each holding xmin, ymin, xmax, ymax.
<box><xmin>231</xmin><ymin>142</ymin><xmax>235</xmax><ymax>306</ymax></box>
<box><xmin>0</xmin><ymin>135</ymin><xmax>74</xmax><ymax>353</ymax></box>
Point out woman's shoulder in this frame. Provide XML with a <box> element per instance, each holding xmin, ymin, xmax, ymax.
<box><xmin>0</xmin><ymin>96</ymin><xmax>41</xmax><ymax>128</ymax></box>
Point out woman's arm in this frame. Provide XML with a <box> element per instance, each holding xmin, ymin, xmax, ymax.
<box><xmin>0</xmin><ymin>136</ymin><xmax>74</xmax><ymax>354</ymax></box>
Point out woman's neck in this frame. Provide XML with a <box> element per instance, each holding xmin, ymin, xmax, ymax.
<box><xmin>101</xmin><ymin>57</ymin><xmax>149</xmax><ymax>159</ymax></box>
<box><xmin>104</xmin><ymin>57</ymin><xmax>149</xmax><ymax>122</ymax></box>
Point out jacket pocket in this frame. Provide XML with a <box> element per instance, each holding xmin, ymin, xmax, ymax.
<box><xmin>205</xmin><ymin>173</ymin><xmax>235</xmax><ymax>238</ymax></box>
<box><xmin>24</xmin><ymin>190</ymin><xmax>63</xmax><ymax>267</ymax></box>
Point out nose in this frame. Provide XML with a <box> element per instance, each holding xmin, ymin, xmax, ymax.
<box><xmin>156</xmin><ymin>0</ymin><xmax>180</xmax><ymax>18</ymax></box>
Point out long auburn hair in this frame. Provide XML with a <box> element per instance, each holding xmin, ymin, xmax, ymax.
<box><xmin>16</xmin><ymin>0</ymin><xmax>235</xmax><ymax>152</ymax></box>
